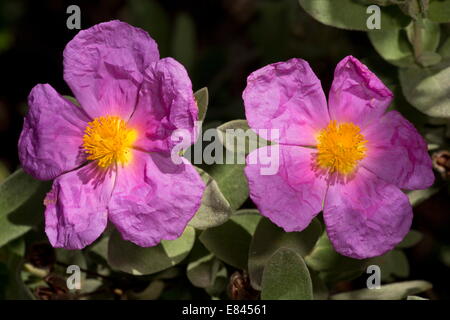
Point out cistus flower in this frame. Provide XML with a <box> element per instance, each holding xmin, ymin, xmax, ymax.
<box><xmin>243</xmin><ymin>56</ymin><xmax>434</xmax><ymax>259</ymax></box>
<box><xmin>18</xmin><ymin>20</ymin><xmax>205</xmax><ymax>249</ymax></box>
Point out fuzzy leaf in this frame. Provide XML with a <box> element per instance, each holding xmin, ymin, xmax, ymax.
<box><xmin>428</xmin><ymin>0</ymin><xmax>450</xmax><ymax>23</ymax></box>
<box><xmin>0</xmin><ymin>169</ymin><xmax>50</xmax><ymax>247</ymax></box>
<box><xmin>397</xmin><ymin>230</ymin><xmax>423</xmax><ymax>248</ymax></box>
<box><xmin>194</xmin><ymin>87</ymin><xmax>208</xmax><ymax>123</ymax></box>
<box><xmin>298</xmin><ymin>0</ymin><xmax>409</xmax><ymax>31</ymax></box>
<box><xmin>248</xmin><ymin>218</ymin><xmax>322</xmax><ymax>290</ymax></box>
<box><xmin>399</xmin><ymin>60</ymin><xmax>450</xmax><ymax>118</ymax></box>
<box><xmin>199</xmin><ymin>210</ymin><xmax>261</xmax><ymax>269</ymax></box>
<box><xmin>305</xmin><ymin>232</ymin><xmax>367</xmax><ymax>284</ymax></box>
<box><xmin>107</xmin><ymin>226</ymin><xmax>195</xmax><ymax>275</ymax></box>
<box><xmin>368</xmin><ymin>28</ymin><xmax>414</xmax><ymax>67</ymax></box>
<box><xmin>189</xmin><ymin>168</ymin><xmax>232</xmax><ymax>230</ymax></box>
<box><xmin>331</xmin><ymin>280</ymin><xmax>432</xmax><ymax>300</ymax></box>
<box><xmin>206</xmin><ymin>163</ymin><xmax>249</xmax><ymax>211</ymax></box>
<box><xmin>261</xmin><ymin>248</ymin><xmax>313</xmax><ymax>300</ymax></box>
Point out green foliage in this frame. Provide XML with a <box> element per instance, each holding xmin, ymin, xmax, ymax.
<box><xmin>405</xmin><ymin>19</ymin><xmax>441</xmax><ymax>54</ymax></box>
<box><xmin>331</xmin><ymin>281</ymin><xmax>432</xmax><ymax>300</ymax></box>
<box><xmin>399</xmin><ymin>59</ymin><xmax>450</xmax><ymax>118</ymax></box>
<box><xmin>368</xmin><ymin>27</ymin><xmax>414</xmax><ymax>67</ymax></box>
<box><xmin>63</xmin><ymin>95</ymin><xmax>80</xmax><ymax>106</ymax></box>
<box><xmin>0</xmin><ymin>241</ymin><xmax>34</xmax><ymax>300</ymax></box>
<box><xmin>199</xmin><ymin>210</ymin><xmax>261</xmax><ymax>269</ymax></box>
<box><xmin>428</xmin><ymin>0</ymin><xmax>450</xmax><ymax>23</ymax></box>
<box><xmin>0</xmin><ymin>169</ymin><xmax>50</xmax><ymax>248</ymax></box>
<box><xmin>439</xmin><ymin>37</ymin><xmax>450</xmax><ymax>59</ymax></box>
<box><xmin>298</xmin><ymin>0</ymin><xmax>409</xmax><ymax>31</ymax></box>
<box><xmin>261</xmin><ymin>248</ymin><xmax>313</xmax><ymax>300</ymax></box>
<box><xmin>305</xmin><ymin>233</ymin><xmax>367</xmax><ymax>284</ymax></box>
<box><xmin>397</xmin><ymin>230</ymin><xmax>423</xmax><ymax>248</ymax></box>
<box><xmin>206</xmin><ymin>163</ymin><xmax>249</xmax><ymax>211</ymax></box>
<box><xmin>407</xmin><ymin>295</ymin><xmax>428</xmax><ymax>300</ymax></box>
<box><xmin>194</xmin><ymin>87</ymin><xmax>209</xmax><ymax>123</ymax></box>
<box><xmin>107</xmin><ymin>226</ymin><xmax>196</xmax><ymax>275</ymax></box>
<box><xmin>368</xmin><ymin>19</ymin><xmax>441</xmax><ymax>67</ymax></box>
<box><xmin>186</xmin><ymin>254</ymin><xmax>227</xmax><ymax>297</ymax></box>
<box><xmin>371</xmin><ymin>250</ymin><xmax>410</xmax><ymax>282</ymax></box>
<box><xmin>248</xmin><ymin>218</ymin><xmax>322</xmax><ymax>290</ymax></box>
<box><xmin>127</xmin><ymin>280</ymin><xmax>165</xmax><ymax>300</ymax></box>
<box><xmin>189</xmin><ymin>168</ymin><xmax>232</xmax><ymax>230</ymax></box>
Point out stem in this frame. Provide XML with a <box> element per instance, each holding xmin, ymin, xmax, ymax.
<box><xmin>412</xmin><ymin>18</ymin><xmax>423</xmax><ymax>63</ymax></box>
<box><xmin>412</xmin><ymin>0</ymin><xmax>428</xmax><ymax>64</ymax></box>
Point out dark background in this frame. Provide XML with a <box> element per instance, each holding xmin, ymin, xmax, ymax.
<box><xmin>0</xmin><ymin>0</ymin><xmax>449</xmax><ymax>298</ymax></box>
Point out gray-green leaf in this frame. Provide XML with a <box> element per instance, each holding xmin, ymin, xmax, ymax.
<box><xmin>428</xmin><ymin>0</ymin><xmax>450</xmax><ymax>23</ymax></box>
<box><xmin>248</xmin><ymin>218</ymin><xmax>322</xmax><ymax>290</ymax></box>
<box><xmin>189</xmin><ymin>168</ymin><xmax>232</xmax><ymax>230</ymax></box>
<box><xmin>194</xmin><ymin>87</ymin><xmax>209</xmax><ymax>123</ymax></box>
<box><xmin>305</xmin><ymin>232</ymin><xmax>367</xmax><ymax>284</ymax></box>
<box><xmin>199</xmin><ymin>210</ymin><xmax>261</xmax><ymax>269</ymax></box>
<box><xmin>0</xmin><ymin>169</ymin><xmax>50</xmax><ymax>248</ymax></box>
<box><xmin>206</xmin><ymin>163</ymin><xmax>249</xmax><ymax>211</ymax></box>
<box><xmin>397</xmin><ymin>230</ymin><xmax>423</xmax><ymax>248</ymax></box>
<box><xmin>331</xmin><ymin>280</ymin><xmax>432</xmax><ymax>300</ymax></box>
<box><xmin>399</xmin><ymin>60</ymin><xmax>450</xmax><ymax>118</ymax></box>
<box><xmin>261</xmin><ymin>248</ymin><xmax>313</xmax><ymax>300</ymax></box>
<box><xmin>107</xmin><ymin>226</ymin><xmax>195</xmax><ymax>275</ymax></box>
<box><xmin>298</xmin><ymin>0</ymin><xmax>409</xmax><ymax>31</ymax></box>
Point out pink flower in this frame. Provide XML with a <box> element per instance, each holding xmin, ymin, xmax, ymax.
<box><xmin>243</xmin><ymin>56</ymin><xmax>434</xmax><ymax>259</ymax></box>
<box><xmin>18</xmin><ymin>20</ymin><xmax>205</xmax><ymax>249</ymax></box>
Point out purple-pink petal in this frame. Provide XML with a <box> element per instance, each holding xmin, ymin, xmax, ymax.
<box><xmin>108</xmin><ymin>151</ymin><xmax>204</xmax><ymax>247</ymax></box>
<box><xmin>328</xmin><ymin>56</ymin><xmax>393</xmax><ymax>128</ymax></box>
<box><xmin>362</xmin><ymin>111</ymin><xmax>434</xmax><ymax>190</ymax></box>
<box><xmin>245</xmin><ymin>145</ymin><xmax>328</xmax><ymax>232</ymax></box>
<box><xmin>243</xmin><ymin>58</ymin><xmax>329</xmax><ymax>146</ymax></box>
<box><xmin>63</xmin><ymin>20</ymin><xmax>159</xmax><ymax>120</ymax></box>
<box><xmin>18</xmin><ymin>84</ymin><xmax>90</xmax><ymax>180</ymax></box>
<box><xmin>128</xmin><ymin>57</ymin><xmax>198</xmax><ymax>153</ymax></box>
<box><xmin>323</xmin><ymin>167</ymin><xmax>413</xmax><ymax>259</ymax></box>
<box><xmin>44</xmin><ymin>162</ymin><xmax>115</xmax><ymax>250</ymax></box>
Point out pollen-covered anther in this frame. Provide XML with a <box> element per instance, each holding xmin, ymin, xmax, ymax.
<box><xmin>316</xmin><ymin>120</ymin><xmax>367</xmax><ymax>174</ymax></box>
<box><xmin>82</xmin><ymin>116</ymin><xmax>137</xmax><ymax>168</ymax></box>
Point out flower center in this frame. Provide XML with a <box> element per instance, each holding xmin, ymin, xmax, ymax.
<box><xmin>82</xmin><ymin>116</ymin><xmax>137</xmax><ymax>168</ymax></box>
<box><xmin>316</xmin><ymin>120</ymin><xmax>367</xmax><ymax>175</ymax></box>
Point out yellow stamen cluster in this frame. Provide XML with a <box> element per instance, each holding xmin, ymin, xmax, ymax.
<box><xmin>316</xmin><ymin>120</ymin><xmax>367</xmax><ymax>175</ymax></box>
<box><xmin>83</xmin><ymin>116</ymin><xmax>137</xmax><ymax>168</ymax></box>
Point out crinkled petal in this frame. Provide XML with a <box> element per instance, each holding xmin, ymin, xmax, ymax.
<box><xmin>362</xmin><ymin>111</ymin><xmax>434</xmax><ymax>190</ymax></box>
<box><xmin>323</xmin><ymin>167</ymin><xmax>413</xmax><ymax>259</ymax></box>
<box><xmin>18</xmin><ymin>84</ymin><xmax>90</xmax><ymax>180</ymax></box>
<box><xmin>63</xmin><ymin>20</ymin><xmax>159</xmax><ymax>120</ymax></box>
<box><xmin>328</xmin><ymin>56</ymin><xmax>393</xmax><ymax>128</ymax></box>
<box><xmin>108</xmin><ymin>150</ymin><xmax>204</xmax><ymax>247</ymax></box>
<box><xmin>44</xmin><ymin>162</ymin><xmax>115</xmax><ymax>249</ymax></box>
<box><xmin>243</xmin><ymin>58</ymin><xmax>329</xmax><ymax>146</ymax></box>
<box><xmin>128</xmin><ymin>57</ymin><xmax>198</xmax><ymax>153</ymax></box>
<box><xmin>245</xmin><ymin>145</ymin><xmax>328</xmax><ymax>232</ymax></box>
